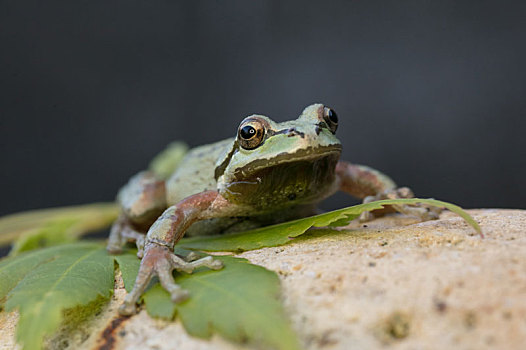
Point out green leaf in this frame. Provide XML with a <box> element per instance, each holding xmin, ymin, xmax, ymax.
<box><xmin>142</xmin><ymin>256</ymin><xmax>301</xmax><ymax>350</ymax></box>
<box><xmin>2</xmin><ymin>243</ymin><xmax>114</xmax><ymax>350</ymax></box>
<box><xmin>0</xmin><ymin>244</ymin><xmax>76</xmax><ymax>304</ymax></box>
<box><xmin>114</xmin><ymin>252</ymin><xmax>141</xmax><ymax>293</ymax></box>
<box><xmin>143</xmin><ymin>282</ymin><xmax>177</xmax><ymax>320</ymax></box>
<box><xmin>0</xmin><ymin>203</ymin><xmax>118</xmax><ymax>255</ymax></box>
<box><xmin>179</xmin><ymin>198</ymin><xmax>481</xmax><ymax>252</ymax></box>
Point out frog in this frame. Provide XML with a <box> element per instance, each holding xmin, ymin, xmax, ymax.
<box><xmin>107</xmin><ymin>103</ymin><xmax>440</xmax><ymax>315</ymax></box>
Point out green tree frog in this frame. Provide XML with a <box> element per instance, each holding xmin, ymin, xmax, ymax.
<box><xmin>107</xmin><ymin>103</ymin><xmax>439</xmax><ymax>315</ymax></box>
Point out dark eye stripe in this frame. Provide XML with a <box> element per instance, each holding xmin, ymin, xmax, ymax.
<box><xmin>268</xmin><ymin>128</ymin><xmax>305</xmax><ymax>138</ymax></box>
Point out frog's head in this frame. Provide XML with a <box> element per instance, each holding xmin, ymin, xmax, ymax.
<box><xmin>216</xmin><ymin>104</ymin><xmax>342</xmax><ymax>208</ymax></box>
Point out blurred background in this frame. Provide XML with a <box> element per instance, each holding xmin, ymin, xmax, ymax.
<box><xmin>1</xmin><ymin>0</ymin><xmax>525</xmax><ymax>217</ymax></box>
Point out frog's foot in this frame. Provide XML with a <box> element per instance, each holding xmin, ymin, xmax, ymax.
<box><xmin>107</xmin><ymin>216</ymin><xmax>128</xmax><ymax>254</ymax></box>
<box><xmin>359</xmin><ymin>187</ymin><xmax>442</xmax><ymax>222</ymax></box>
<box><xmin>123</xmin><ymin>228</ymin><xmax>146</xmax><ymax>258</ymax></box>
<box><xmin>107</xmin><ymin>217</ymin><xmax>146</xmax><ymax>258</ymax></box>
<box><xmin>118</xmin><ymin>242</ymin><xmax>224</xmax><ymax>316</ymax></box>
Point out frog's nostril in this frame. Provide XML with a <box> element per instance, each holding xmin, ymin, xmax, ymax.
<box><xmin>286</xmin><ymin>128</ymin><xmax>305</xmax><ymax>138</ymax></box>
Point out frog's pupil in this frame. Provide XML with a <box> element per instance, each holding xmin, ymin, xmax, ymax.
<box><xmin>328</xmin><ymin>109</ymin><xmax>338</xmax><ymax>124</ymax></box>
<box><xmin>240</xmin><ymin>125</ymin><xmax>256</xmax><ymax>139</ymax></box>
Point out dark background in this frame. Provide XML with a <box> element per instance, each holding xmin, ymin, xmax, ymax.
<box><xmin>1</xmin><ymin>0</ymin><xmax>525</xmax><ymax>217</ymax></box>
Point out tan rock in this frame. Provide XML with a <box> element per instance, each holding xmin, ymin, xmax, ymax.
<box><xmin>2</xmin><ymin>209</ymin><xmax>525</xmax><ymax>350</ymax></box>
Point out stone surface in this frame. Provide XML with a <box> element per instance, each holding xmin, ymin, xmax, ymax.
<box><xmin>1</xmin><ymin>209</ymin><xmax>526</xmax><ymax>350</ymax></box>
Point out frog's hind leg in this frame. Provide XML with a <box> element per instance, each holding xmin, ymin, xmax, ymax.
<box><xmin>335</xmin><ymin>161</ymin><xmax>441</xmax><ymax>222</ymax></box>
<box><xmin>360</xmin><ymin>187</ymin><xmax>441</xmax><ymax>221</ymax></box>
<box><xmin>107</xmin><ymin>171</ymin><xmax>167</xmax><ymax>256</ymax></box>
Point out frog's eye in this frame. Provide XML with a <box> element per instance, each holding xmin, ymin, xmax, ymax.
<box><xmin>238</xmin><ymin>119</ymin><xmax>266</xmax><ymax>150</ymax></box>
<box><xmin>323</xmin><ymin>107</ymin><xmax>338</xmax><ymax>134</ymax></box>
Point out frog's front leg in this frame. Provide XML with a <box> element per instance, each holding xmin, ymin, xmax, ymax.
<box><xmin>335</xmin><ymin>161</ymin><xmax>441</xmax><ymax>221</ymax></box>
<box><xmin>119</xmin><ymin>190</ymin><xmax>233</xmax><ymax>316</ymax></box>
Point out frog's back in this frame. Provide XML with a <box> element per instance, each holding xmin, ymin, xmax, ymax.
<box><xmin>166</xmin><ymin>138</ymin><xmax>234</xmax><ymax>205</ymax></box>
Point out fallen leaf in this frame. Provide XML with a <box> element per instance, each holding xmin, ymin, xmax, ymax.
<box><xmin>178</xmin><ymin>198</ymin><xmax>482</xmax><ymax>252</ymax></box>
<box><xmin>1</xmin><ymin>242</ymin><xmax>114</xmax><ymax>350</ymax></box>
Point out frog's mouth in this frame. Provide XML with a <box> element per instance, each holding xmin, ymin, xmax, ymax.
<box><xmin>223</xmin><ymin>145</ymin><xmax>342</xmax><ymax>207</ymax></box>
<box><xmin>232</xmin><ymin>144</ymin><xmax>342</xmax><ymax>180</ymax></box>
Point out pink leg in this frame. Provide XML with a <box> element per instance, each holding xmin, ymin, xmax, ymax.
<box><xmin>119</xmin><ymin>190</ymin><xmax>237</xmax><ymax>315</ymax></box>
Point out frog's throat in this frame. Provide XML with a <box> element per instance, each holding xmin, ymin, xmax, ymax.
<box><xmin>230</xmin><ymin>144</ymin><xmax>342</xmax><ymax>180</ymax></box>
<box><xmin>219</xmin><ymin>146</ymin><xmax>341</xmax><ymax>209</ymax></box>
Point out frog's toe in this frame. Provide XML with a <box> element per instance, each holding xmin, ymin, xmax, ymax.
<box><xmin>106</xmin><ymin>244</ymin><xmax>123</xmax><ymax>255</ymax></box>
<box><xmin>210</xmin><ymin>259</ymin><xmax>224</xmax><ymax>270</ymax></box>
<box><xmin>119</xmin><ymin>294</ymin><xmax>139</xmax><ymax>316</ymax></box>
<box><xmin>171</xmin><ymin>289</ymin><xmax>190</xmax><ymax>303</ymax></box>
<box><xmin>359</xmin><ymin>211</ymin><xmax>374</xmax><ymax>223</ymax></box>
<box><xmin>392</xmin><ymin>187</ymin><xmax>414</xmax><ymax>199</ymax></box>
<box><xmin>419</xmin><ymin>206</ymin><xmax>441</xmax><ymax>221</ymax></box>
<box><xmin>107</xmin><ymin>217</ymin><xmax>127</xmax><ymax>255</ymax></box>
<box><xmin>135</xmin><ymin>235</ymin><xmax>146</xmax><ymax>258</ymax></box>
<box><xmin>171</xmin><ymin>254</ymin><xmax>224</xmax><ymax>273</ymax></box>
<box><xmin>190</xmin><ymin>255</ymin><xmax>224</xmax><ymax>271</ymax></box>
<box><xmin>157</xmin><ymin>266</ymin><xmax>190</xmax><ymax>303</ymax></box>
<box><xmin>184</xmin><ymin>251</ymin><xmax>200</xmax><ymax>262</ymax></box>
<box><xmin>394</xmin><ymin>204</ymin><xmax>442</xmax><ymax>221</ymax></box>
<box><xmin>422</xmin><ymin>205</ymin><xmax>443</xmax><ymax>220</ymax></box>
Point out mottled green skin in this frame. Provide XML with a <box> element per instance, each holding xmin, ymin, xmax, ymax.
<box><xmin>164</xmin><ymin>104</ymin><xmax>342</xmax><ymax>236</ymax></box>
<box><xmin>166</xmin><ymin>138</ymin><xmax>234</xmax><ymax>205</ymax></box>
